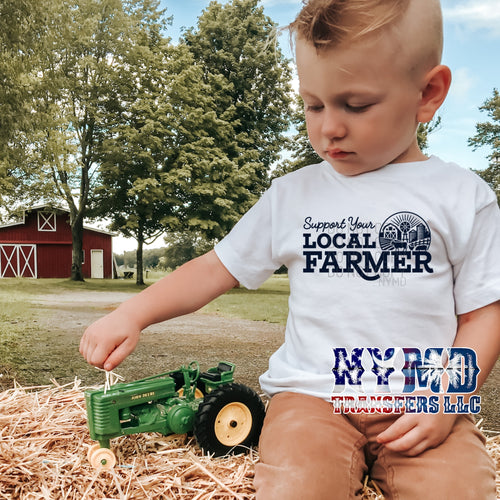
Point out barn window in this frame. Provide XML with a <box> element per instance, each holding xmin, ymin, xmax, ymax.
<box><xmin>38</xmin><ymin>211</ymin><xmax>56</xmax><ymax>232</ymax></box>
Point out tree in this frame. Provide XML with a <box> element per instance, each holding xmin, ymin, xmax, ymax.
<box><xmin>9</xmin><ymin>0</ymin><xmax>136</xmax><ymax>280</ymax></box>
<box><xmin>417</xmin><ymin>117</ymin><xmax>441</xmax><ymax>153</ymax></box>
<box><xmin>163</xmin><ymin>231</ymin><xmax>214</xmax><ymax>269</ymax></box>
<box><xmin>183</xmin><ymin>0</ymin><xmax>293</xmax><ymax>214</ymax></box>
<box><xmin>0</xmin><ymin>0</ymin><xmax>63</xmax><ymax>206</ymax></box>
<box><xmin>161</xmin><ymin>44</ymin><xmax>246</xmax><ymax>241</ymax></box>
<box><xmin>469</xmin><ymin>89</ymin><xmax>500</xmax><ymax>204</ymax></box>
<box><xmin>5</xmin><ymin>0</ymin><xmax>175</xmax><ymax>281</ymax></box>
<box><xmin>142</xmin><ymin>247</ymin><xmax>166</xmax><ymax>269</ymax></box>
<box><xmin>94</xmin><ymin>40</ymin><xmax>241</xmax><ymax>283</ymax></box>
<box><xmin>95</xmin><ymin>1</ymin><xmax>293</xmax><ymax>283</ymax></box>
<box><xmin>90</xmin><ymin>0</ymin><xmax>175</xmax><ymax>284</ymax></box>
<box><xmin>272</xmin><ymin>95</ymin><xmax>322</xmax><ymax>179</ymax></box>
<box><xmin>114</xmin><ymin>248</ymin><xmax>166</xmax><ymax>270</ymax></box>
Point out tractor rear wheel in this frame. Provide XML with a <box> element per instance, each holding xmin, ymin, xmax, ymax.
<box><xmin>194</xmin><ymin>383</ymin><xmax>265</xmax><ymax>456</ymax></box>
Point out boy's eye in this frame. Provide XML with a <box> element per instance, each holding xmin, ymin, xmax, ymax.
<box><xmin>305</xmin><ymin>104</ymin><xmax>324</xmax><ymax>113</ymax></box>
<box><xmin>345</xmin><ymin>103</ymin><xmax>373</xmax><ymax>113</ymax></box>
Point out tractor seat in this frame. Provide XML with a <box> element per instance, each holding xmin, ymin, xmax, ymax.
<box><xmin>201</xmin><ymin>362</ymin><xmax>233</xmax><ymax>382</ymax></box>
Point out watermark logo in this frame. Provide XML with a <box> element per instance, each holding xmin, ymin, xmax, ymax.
<box><xmin>330</xmin><ymin>347</ymin><xmax>481</xmax><ymax>414</ymax></box>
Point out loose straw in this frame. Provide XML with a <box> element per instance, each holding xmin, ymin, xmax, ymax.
<box><xmin>0</xmin><ymin>380</ymin><xmax>498</xmax><ymax>499</ymax></box>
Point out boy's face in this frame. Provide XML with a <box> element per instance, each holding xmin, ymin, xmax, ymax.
<box><xmin>297</xmin><ymin>36</ymin><xmax>427</xmax><ymax>176</ymax></box>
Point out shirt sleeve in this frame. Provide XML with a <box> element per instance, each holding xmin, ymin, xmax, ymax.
<box><xmin>453</xmin><ymin>186</ymin><xmax>500</xmax><ymax>315</ymax></box>
<box><xmin>214</xmin><ymin>187</ymin><xmax>281</xmax><ymax>290</ymax></box>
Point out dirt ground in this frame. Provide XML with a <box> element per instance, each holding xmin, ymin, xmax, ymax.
<box><xmin>28</xmin><ymin>290</ymin><xmax>284</xmax><ymax>395</ymax></box>
<box><xmin>19</xmin><ymin>289</ymin><xmax>500</xmax><ymax>433</ymax></box>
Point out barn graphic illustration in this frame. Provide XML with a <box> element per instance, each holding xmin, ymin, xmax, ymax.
<box><xmin>379</xmin><ymin>212</ymin><xmax>431</xmax><ymax>252</ymax></box>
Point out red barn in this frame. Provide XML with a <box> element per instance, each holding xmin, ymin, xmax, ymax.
<box><xmin>0</xmin><ymin>205</ymin><xmax>114</xmax><ymax>279</ymax></box>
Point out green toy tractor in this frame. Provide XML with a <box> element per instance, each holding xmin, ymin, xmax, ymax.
<box><xmin>85</xmin><ymin>361</ymin><xmax>265</xmax><ymax>469</ymax></box>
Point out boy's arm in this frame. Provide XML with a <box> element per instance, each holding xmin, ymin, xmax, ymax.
<box><xmin>79</xmin><ymin>250</ymin><xmax>238</xmax><ymax>371</ymax></box>
<box><xmin>453</xmin><ymin>300</ymin><xmax>500</xmax><ymax>390</ymax></box>
<box><xmin>377</xmin><ymin>300</ymin><xmax>500</xmax><ymax>456</ymax></box>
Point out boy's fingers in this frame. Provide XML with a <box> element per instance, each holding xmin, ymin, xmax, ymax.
<box><xmin>377</xmin><ymin>416</ymin><xmax>432</xmax><ymax>455</ymax></box>
<box><xmin>79</xmin><ymin>332</ymin><xmax>89</xmax><ymax>356</ymax></box>
<box><xmin>80</xmin><ymin>310</ymin><xmax>142</xmax><ymax>370</ymax></box>
<box><xmin>80</xmin><ymin>335</ymin><xmax>113</xmax><ymax>369</ymax></box>
<box><xmin>79</xmin><ymin>328</ymin><xmax>101</xmax><ymax>363</ymax></box>
<box><xmin>382</xmin><ymin>427</ymin><xmax>423</xmax><ymax>453</ymax></box>
<box><xmin>377</xmin><ymin>415</ymin><xmax>416</xmax><ymax>444</ymax></box>
<box><xmin>102</xmin><ymin>338</ymin><xmax>137</xmax><ymax>371</ymax></box>
<box><xmin>87</xmin><ymin>346</ymin><xmax>108</xmax><ymax>369</ymax></box>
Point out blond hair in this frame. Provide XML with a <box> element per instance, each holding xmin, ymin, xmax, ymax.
<box><xmin>290</xmin><ymin>0</ymin><xmax>411</xmax><ymax>50</ymax></box>
<box><xmin>290</xmin><ymin>0</ymin><xmax>444</xmax><ymax>76</ymax></box>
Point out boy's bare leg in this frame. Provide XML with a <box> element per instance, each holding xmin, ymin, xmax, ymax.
<box><xmin>254</xmin><ymin>392</ymin><xmax>368</xmax><ymax>500</ymax></box>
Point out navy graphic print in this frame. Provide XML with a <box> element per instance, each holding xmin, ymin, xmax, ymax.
<box><xmin>302</xmin><ymin>212</ymin><xmax>433</xmax><ymax>281</ymax></box>
<box><xmin>379</xmin><ymin>212</ymin><xmax>431</xmax><ymax>252</ymax></box>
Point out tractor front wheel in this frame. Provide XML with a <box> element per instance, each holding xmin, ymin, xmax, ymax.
<box><xmin>194</xmin><ymin>383</ymin><xmax>265</xmax><ymax>456</ymax></box>
<box><xmin>88</xmin><ymin>445</ymin><xmax>117</xmax><ymax>470</ymax></box>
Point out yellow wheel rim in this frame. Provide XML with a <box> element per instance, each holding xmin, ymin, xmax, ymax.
<box><xmin>87</xmin><ymin>443</ymin><xmax>101</xmax><ymax>462</ymax></box>
<box><xmin>178</xmin><ymin>387</ymin><xmax>204</xmax><ymax>399</ymax></box>
<box><xmin>89</xmin><ymin>447</ymin><xmax>116</xmax><ymax>470</ymax></box>
<box><xmin>214</xmin><ymin>402</ymin><xmax>252</xmax><ymax>446</ymax></box>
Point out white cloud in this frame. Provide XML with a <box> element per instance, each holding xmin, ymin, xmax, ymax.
<box><xmin>448</xmin><ymin>67</ymin><xmax>476</xmax><ymax>102</ymax></box>
<box><xmin>443</xmin><ymin>0</ymin><xmax>500</xmax><ymax>36</ymax></box>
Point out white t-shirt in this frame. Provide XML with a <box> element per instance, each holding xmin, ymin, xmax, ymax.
<box><xmin>215</xmin><ymin>156</ymin><xmax>500</xmax><ymax>400</ymax></box>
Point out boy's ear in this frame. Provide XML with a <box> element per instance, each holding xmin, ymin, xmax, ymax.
<box><xmin>417</xmin><ymin>65</ymin><xmax>452</xmax><ymax>123</ymax></box>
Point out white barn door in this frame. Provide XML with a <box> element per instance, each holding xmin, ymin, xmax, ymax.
<box><xmin>0</xmin><ymin>244</ymin><xmax>37</xmax><ymax>278</ymax></box>
<box><xmin>90</xmin><ymin>249</ymin><xmax>104</xmax><ymax>279</ymax></box>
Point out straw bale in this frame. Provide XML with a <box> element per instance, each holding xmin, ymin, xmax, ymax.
<box><xmin>0</xmin><ymin>381</ymin><xmax>498</xmax><ymax>499</ymax></box>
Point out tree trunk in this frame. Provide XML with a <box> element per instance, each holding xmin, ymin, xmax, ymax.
<box><xmin>70</xmin><ymin>212</ymin><xmax>85</xmax><ymax>281</ymax></box>
<box><xmin>136</xmin><ymin>234</ymin><xmax>144</xmax><ymax>285</ymax></box>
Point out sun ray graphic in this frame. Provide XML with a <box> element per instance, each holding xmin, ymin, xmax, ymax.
<box><xmin>379</xmin><ymin>211</ymin><xmax>431</xmax><ymax>251</ymax></box>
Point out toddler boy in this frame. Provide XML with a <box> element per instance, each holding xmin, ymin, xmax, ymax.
<box><xmin>81</xmin><ymin>0</ymin><xmax>500</xmax><ymax>498</ymax></box>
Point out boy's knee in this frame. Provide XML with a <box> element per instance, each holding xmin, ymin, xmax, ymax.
<box><xmin>256</xmin><ymin>393</ymin><xmax>368</xmax><ymax>499</ymax></box>
<box><xmin>388</xmin><ymin>461</ymin><xmax>496</xmax><ymax>500</ymax></box>
<box><xmin>254</xmin><ymin>461</ymin><xmax>337</xmax><ymax>500</ymax></box>
<box><xmin>258</xmin><ymin>392</ymin><xmax>338</xmax><ymax>455</ymax></box>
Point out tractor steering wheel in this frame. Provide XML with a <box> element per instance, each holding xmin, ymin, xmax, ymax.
<box><xmin>189</xmin><ymin>361</ymin><xmax>200</xmax><ymax>383</ymax></box>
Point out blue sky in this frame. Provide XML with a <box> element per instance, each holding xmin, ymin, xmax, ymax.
<box><xmin>113</xmin><ymin>0</ymin><xmax>499</xmax><ymax>252</ymax></box>
<box><xmin>161</xmin><ymin>0</ymin><xmax>499</xmax><ymax>172</ymax></box>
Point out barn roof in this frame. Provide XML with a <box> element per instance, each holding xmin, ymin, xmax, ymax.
<box><xmin>0</xmin><ymin>204</ymin><xmax>115</xmax><ymax>236</ymax></box>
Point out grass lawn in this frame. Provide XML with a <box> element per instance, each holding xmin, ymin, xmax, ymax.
<box><xmin>0</xmin><ymin>278</ymin><xmax>149</xmax><ymax>377</ymax></box>
<box><xmin>202</xmin><ymin>275</ymin><xmax>289</xmax><ymax>324</ymax></box>
<box><xmin>0</xmin><ymin>275</ymin><xmax>289</xmax><ymax>388</ymax></box>
<box><xmin>0</xmin><ymin>274</ymin><xmax>289</xmax><ymax>323</ymax></box>
<box><xmin>0</xmin><ymin>274</ymin><xmax>289</xmax><ymax>316</ymax></box>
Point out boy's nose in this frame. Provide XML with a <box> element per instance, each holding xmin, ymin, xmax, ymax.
<box><xmin>321</xmin><ymin>110</ymin><xmax>347</xmax><ymax>139</ymax></box>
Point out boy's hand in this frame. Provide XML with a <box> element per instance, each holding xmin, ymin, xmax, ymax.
<box><xmin>79</xmin><ymin>251</ymin><xmax>238</xmax><ymax>372</ymax></box>
<box><xmin>79</xmin><ymin>308</ymin><xmax>142</xmax><ymax>371</ymax></box>
<box><xmin>376</xmin><ymin>411</ymin><xmax>457</xmax><ymax>456</ymax></box>
<box><xmin>377</xmin><ymin>303</ymin><xmax>500</xmax><ymax>457</ymax></box>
